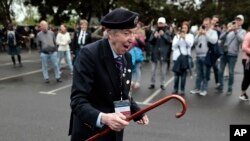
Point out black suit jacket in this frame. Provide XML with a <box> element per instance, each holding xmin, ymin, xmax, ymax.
<box><xmin>69</xmin><ymin>39</ymin><xmax>142</xmax><ymax>141</ymax></box>
<box><xmin>71</xmin><ymin>30</ymin><xmax>92</xmax><ymax>54</ymax></box>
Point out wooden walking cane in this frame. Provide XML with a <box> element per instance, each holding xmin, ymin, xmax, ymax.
<box><xmin>86</xmin><ymin>94</ymin><xmax>187</xmax><ymax>141</ymax></box>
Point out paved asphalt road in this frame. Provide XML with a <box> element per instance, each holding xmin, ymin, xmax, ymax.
<box><xmin>0</xmin><ymin>50</ymin><xmax>249</xmax><ymax>141</ymax></box>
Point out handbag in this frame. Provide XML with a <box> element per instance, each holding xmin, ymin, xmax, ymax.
<box><xmin>172</xmin><ymin>46</ymin><xmax>189</xmax><ymax>73</ymax></box>
<box><xmin>205</xmin><ymin>42</ymin><xmax>222</xmax><ymax>67</ymax></box>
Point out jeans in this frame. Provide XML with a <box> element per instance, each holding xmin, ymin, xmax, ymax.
<box><xmin>194</xmin><ymin>56</ymin><xmax>209</xmax><ymax>91</ymax></box>
<box><xmin>173</xmin><ymin>71</ymin><xmax>187</xmax><ymax>93</ymax></box>
<box><xmin>132</xmin><ymin>62</ymin><xmax>141</xmax><ymax>82</ymax></box>
<box><xmin>58</xmin><ymin>50</ymin><xmax>73</xmax><ymax>73</ymax></box>
<box><xmin>219</xmin><ymin>54</ymin><xmax>237</xmax><ymax>91</ymax></box>
<box><xmin>212</xmin><ymin>60</ymin><xmax>219</xmax><ymax>84</ymax></box>
<box><xmin>40</xmin><ymin>52</ymin><xmax>60</xmax><ymax>80</ymax></box>
<box><xmin>150</xmin><ymin>61</ymin><xmax>167</xmax><ymax>85</ymax></box>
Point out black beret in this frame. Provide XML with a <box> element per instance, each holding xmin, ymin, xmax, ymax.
<box><xmin>101</xmin><ymin>8</ymin><xmax>139</xmax><ymax>29</ymax></box>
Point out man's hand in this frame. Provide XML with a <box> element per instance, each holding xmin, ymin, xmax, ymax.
<box><xmin>101</xmin><ymin>113</ymin><xmax>129</xmax><ymax>131</ymax></box>
<box><xmin>159</xmin><ymin>30</ymin><xmax>164</xmax><ymax>36</ymax></box>
<box><xmin>198</xmin><ymin>28</ymin><xmax>206</xmax><ymax>35</ymax></box>
<box><xmin>154</xmin><ymin>31</ymin><xmax>160</xmax><ymax>38</ymax></box>
<box><xmin>136</xmin><ymin>115</ymin><xmax>149</xmax><ymax>125</ymax></box>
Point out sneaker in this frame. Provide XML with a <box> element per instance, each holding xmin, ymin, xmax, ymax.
<box><xmin>172</xmin><ymin>90</ymin><xmax>178</xmax><ymax>94</ymax></box>
<box><xmin>199</xmin><ymin>91</ymin><xmax>207</xmax><ymax>96</ymax></box>
<box><xmin>215</xmin><ymin>84</ymin><xmax>222</xmax><ymax>90</ymax></box>
<box><xmin>180</xmin><ymin>91</ymin><xmax>185</xmax><ymax>96</ymax></box>
<box><xmin>239</xmin><ymin>93</ymin><xmax>249</xmax><ymax>101</ymax></box>
<box><xmin>148</xmin><ymin>84</ymin><xmax>155</xmax><ymax>89</ymax></box>
<box><xmin>190</xmin><ymin>89</ymin><xmax>199</xmax><ymax>94</ymax></box>
<box><xmin>45</xmin><ymin>79</ymin><xmax>50</xmax><ymax>83</ymax></box>
<box><xmin>134</xmin><ymin>82</ymin><xmax>140</xmax><ymax>89</ymax></box>
<box><xmin>56</xmin><ymin>78</ymin><xmax>62</xmax><ymax>83</ymax></box>
<box><xmin>160</xmin><ymin>85</ymin><xmax>165</xmax><ymax>90</ymax></box>
<box><xmin>215</xmin><ymin>83</ymin><xmax>220</xmax><ymax>89</ymax></box>
<box><xmin>19</xmin><ymin>63</ymin><xmax>23</xmax><ymax>67</ymax></box>
<box><xmin>216</xmin><ymin>86</ymin><xmax>223</xmax><ymax>93</ymax></box>
<box><xmin>226</xmin><ymin>91</ymin><xmax>232</xmax><ymax>95</ymax></box>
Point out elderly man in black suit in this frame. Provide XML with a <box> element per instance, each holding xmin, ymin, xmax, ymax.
<box><xmin>69</xmin><ymin>8</ymin><xmax>149</xmax><ymax>141</ymax></box>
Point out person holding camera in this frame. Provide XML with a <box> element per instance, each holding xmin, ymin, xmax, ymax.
<box><xmin>190</xmin><ymin>17</ymin><xmax>218</xmax><ymax>96</ymax></box>
<box><xmin>148</xmin><ymin>17</ymin><xmax>172</xmax><ymax>90</ymax></box>
<box><xmin>210</xmin><ymin>15</ymin><xmax>221</xmax><ymax>87</ymax></box>
<box><xmin>172</xmin><ymin>21</ymin><xmax>194</xmax><ymax>95</ymax></box>
<box><xmin>216</xmin><ymin>15</ymin><xmax>246</xmax><ymax>95</ymax></box>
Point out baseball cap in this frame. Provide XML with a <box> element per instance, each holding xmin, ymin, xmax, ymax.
<box><xmin>157</xmin><ymin>17</ymin><xmax>166</xmax><ymax>24</ymax></box>
<box><xmin>235</xmin><ymin>14</ymin><xmax>244</xmax><ymax>21</ymax></box>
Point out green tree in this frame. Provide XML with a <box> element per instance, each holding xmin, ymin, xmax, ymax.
<box><xmin>25</xmin><ymin>0</ymin><xmax>114</xmax><ymax>25</ymax></box>
<box><xmin>0</xmin><ymin>0</ymin><xmax>14</xmax><ymax>26</ymax></box>
<box><xmin>21</xmin><ymin>0</ymin><xmax>250</xmax><ymax>28</ymax></box>
<box><xmin>22</xmin><ymin>4</ymin><xmax>39</xmax><ymax>25</ymax></box>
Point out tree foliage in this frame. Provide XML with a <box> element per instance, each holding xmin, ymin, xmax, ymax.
<box><xmin>24</xmin><ymin>0</ymin><xmax>114</xmax><ymax>25</ymax></box>
<box><xmin>0</xmin><ymin>0</ymin><xmax>14</xmax><ymax>26</ymax></box>
<box><xmin>2</xmin><ymin>0</ymin><xmax>250</xmax><ymax>28</ymax></box>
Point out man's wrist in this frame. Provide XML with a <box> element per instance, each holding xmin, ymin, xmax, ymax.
<box><xmin>96</xmin><ymin>112</ymin><xmax>104</xmax><ymax>128</ymax></box>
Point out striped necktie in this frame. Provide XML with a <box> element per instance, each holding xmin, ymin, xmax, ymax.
<box><xmin>115</xmin><ymin>56</ymin><xmax>123</xmax><ymax>77</ymax></box>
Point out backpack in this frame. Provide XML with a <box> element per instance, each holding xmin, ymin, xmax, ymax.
<box><xmin>8</xmin><ymin>33</ymin><xmax>15</xmax><ymax>46</ymax></box>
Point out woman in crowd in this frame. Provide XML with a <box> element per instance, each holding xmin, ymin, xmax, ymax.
<box><xmin>56</xmin><ymin>24</ymin><xmax>73</xmax><ymax>74</ymax></box>
<box><xmin>6</xmin><ymin>24</ymin><xmax>22</xmax><ymax>67</ymax></box>
<box><xmin>239</xmin><ymin>27</ymin><xmax>250</xmax><ymax>101</ymax></box>
<box><xmin>172</xmin><ymin>21</ymin><xmax>194</xmax><ymax>95</ymax></box>
<box><xmin>130</xmin><ymin>22</ymin><xmax>146</xmax><ymax>89</ymax></box>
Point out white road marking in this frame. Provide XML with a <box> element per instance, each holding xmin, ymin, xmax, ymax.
<box><xmin>142</xmin><ymin>77</ymin><xmax>174</xmax><ymax>104</ymax></box>
<box><xmin>136</xmin><ymin>101</ymin><xmax>152</xmax><ymax>106</ymax></box>
<box><xmin>0</xmin><ymin>64</ymin><xmax>68</xmax><ymax>81</ymax></box>
<box><xmin>0</xmin><ymin>59</ymin><xmax>40</xmax><ymax>67</ymax></box>
<box><xmin>0</xmin><ymin>69</ymin><xmax>42</xmax><ymax>81</ymax></box>
<box><xmin>39</xmin><ymin>84</ymin><xmax>72</xmax><ymax>95</ymax></box>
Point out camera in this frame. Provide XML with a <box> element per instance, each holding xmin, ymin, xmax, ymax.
<box><xmin>198</xmin><ymin>44</ymin><xmax>202</xmax><ymax>48</ymax></box>
<box><xmin>232</xmin><ymin>21</ymin><xmax>236</xmax><ymax>25</ymax></box>
<box><xmin>201</xmin><ymin>25</ymin><xmax>206</xmax><ymax>30</ymax></box>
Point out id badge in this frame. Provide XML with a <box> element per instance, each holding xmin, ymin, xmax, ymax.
<box><xmin>113</xmin><ymin>99</ymin><xmax>131</xmax><ymax>117</ymax></box>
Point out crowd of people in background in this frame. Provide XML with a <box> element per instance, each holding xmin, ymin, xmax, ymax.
<box><xmin>1</xmin><ymin>12</ymin><xmax>250</xmax><ymax>101</ymax></box>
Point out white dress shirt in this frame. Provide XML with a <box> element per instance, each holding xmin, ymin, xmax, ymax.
<box><xmin>78</xmin><ymin>30</ymin><xmax>86</xmax><ymax>45</ymax></box>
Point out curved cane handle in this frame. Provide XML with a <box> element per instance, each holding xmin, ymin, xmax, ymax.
<box><xmin>86</xmin><ymin>94</ymin><xmax>187</xmax><ymax>141</ymax></box>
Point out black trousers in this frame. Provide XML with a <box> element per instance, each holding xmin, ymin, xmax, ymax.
<box><xmin>241</xmin><ymin>59</ymin><xmax>250</xmax><ymax>91</ymax></box>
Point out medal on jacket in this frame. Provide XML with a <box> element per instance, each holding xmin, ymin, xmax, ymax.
<box><xmin>113</xmin><ymin>56</ymin><xmax>131</xmax><ymax>117</ymax></box>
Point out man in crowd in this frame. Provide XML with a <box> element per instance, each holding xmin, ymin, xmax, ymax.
<box><xmin>217</xmin><ymin>15</ymin><xmax>246</xmax><ymax>95</ymax></box>
<box><xmin>36</xmin><ymin>20</ymin><xmax>62</xmax><ymax>83</ymax></box>
<box><xmin>148</xmin><ymin>17</ymin><xmax>172</xmax><ymax>90</ymax></box>
<box><xmin>71</xmin><ymin>19</ymin><xmax>92</xmax><ymax>64</ymax></box>
<box><xmin>190</xmin><ymin>17</ymin><xmax>218</xmax><ymax>96</ymax></box>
